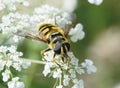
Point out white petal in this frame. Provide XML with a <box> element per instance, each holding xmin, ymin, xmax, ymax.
<box><xmin>88</xmin><ymin>0</ymin><xmax>103</xmax><ymax>5</ymax></box>
<box><xmin>2</xmin><ymin>69</ymin><xmax>11</xmax><ymax>82</ymax></box>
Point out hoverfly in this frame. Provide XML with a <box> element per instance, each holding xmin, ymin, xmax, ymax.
<box><xmin>15</xmin><ymin>23</ymin><xmax>73</xmax><ymax>67</ymax></box>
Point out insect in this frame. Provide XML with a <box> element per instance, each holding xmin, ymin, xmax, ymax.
<box><xmin>15</xmin><ymin>23</ymin><xmax>73</xmax><ymax>67</ymax></box>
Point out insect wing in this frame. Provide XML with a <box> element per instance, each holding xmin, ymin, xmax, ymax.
<box><xmin>62</xmin><ymin>14</ymin><xmax>76</xmax><ymax>36</ymax></box>
<box><xmin>14</xmin><ymin>30</ymin><xmax>48</xmax><ymax>43</ymax></box>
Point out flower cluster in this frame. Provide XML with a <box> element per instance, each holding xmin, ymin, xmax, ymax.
<box><xmin>0</xmin><ymin>5</ymin><xmax>75</xmax><ymax>42</ymax></box>
<box><xmin>0</xmin><ymin>45</ymin><xmax>31</xmax><ymax>88</ymax></box>
<box><xmin>0</xmin><ymin>12</ymin><xmax>30</xmax><ymax>34</ymax></box>
<box><xmin>31</xmin><ymin>5</ymin><xmax>74</xmax><ymax>31</ymax></box>
<box><xmin>42</xmin><ymin>51</ymin><xmax>97</xmax><ymax>88</ymax></box>
<box><xmin>0</xmin><ymin>0</ymin><xmax>29</xmax><ymax>11</ymax></box>
<box><xmin>0</xmin><ymin>0</ymin><xmax>103</xmax><ymax>88</ymax></box>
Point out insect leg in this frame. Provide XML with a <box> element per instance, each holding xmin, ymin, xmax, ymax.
<box><xmin>41</xmin><ymin>48</ymin><xmax>51</xmax><ymax>60</ymax></box>
<box><xmin>66</xmin><ymin>55</ymin><xmax>70</xmax><ymax>66</ymax></box>
<box><xmin>53</xmin><ymin>54</ymin><xmax>62</xmax><ymax>68</ymax></box>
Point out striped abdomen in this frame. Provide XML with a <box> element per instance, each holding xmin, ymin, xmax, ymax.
<box><xmin>51</xmin><ymin>32</ymin><xmax>70</xmax><ymax>55</ymax></box>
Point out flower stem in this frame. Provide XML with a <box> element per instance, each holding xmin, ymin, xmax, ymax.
<box><xmin>22</xmin><ymin>58</ymin><xmax>46</xmax><ymax>64</ymax></box>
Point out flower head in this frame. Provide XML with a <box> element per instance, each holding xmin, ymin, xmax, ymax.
<box><xmin>0</xmin><ymin>0</ymin><xmax>29</xmax><ymax>11</ymax></box>
<box><xmin>69</xmin><ymin>23</ymin><xmax>85</xmax><ymax>42</ymax></box>
<box><xmin>41</xmin><ymin>51</ymin><xmax>97</xmax><ymax>88</ymax></box>
<box><xmin>30</xmin><ymin>5</ymin><xmax>74</xmax><ymax>30</ymax></box>
<box><xmin>81</xmin><ymin>59</ymin><xmax>97</xmax><ymax>74</ymax></box>
<box><xmin>7</xmin><ymin>77</ymin><xmax>24</xmax><ymax>88</ymax></box>
<box><xmin>72</xmin><ymin>79</ymin><xmax>84</xmax><ymax>88</ymax></box>
<box><xmin>63</xmin><ymin>75</ymin><xmax>70</xmax><ymax>86</ymax></box>
<box><xmin>0</xmin><ymin>45</ymin><xmax>30</xmax><ymax>88</ymax></box>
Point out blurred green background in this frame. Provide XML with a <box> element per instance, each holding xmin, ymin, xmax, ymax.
<box><xmin>1</xmin><ymin>0</ymin><xmax>120</xmax><ymax>88</ymax></box>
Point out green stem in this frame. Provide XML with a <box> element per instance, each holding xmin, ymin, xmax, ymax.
<box><xmin>59</xmin><ymin>77</ymin><xmax>62</xmax><ymax>85</ymax></box>
<box><xmin>53</xmin><ymin>78</ymin><xmax>59</xmax><ymax>88</ymax></box>
<box><xmin>22</xmin><ymin>58</ymin><xmax>46</xmax><ymax>65</ymax></box>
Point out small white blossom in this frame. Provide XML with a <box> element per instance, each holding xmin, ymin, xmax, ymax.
<box><xmin>44</xmin><ymin>50</ymin><xmax>54</xmax><ymax>61</ymax></box>
<box><xmin>13</xmin><ymin>35</ymin><xmax>21</xmax><ymax>43</ymax></box>
<box><xmin>6</xmin><ymin>60</ymin><xmax>12</xmax><ymax>67</ymax></box>
<box><xmin>21</xmin><ymin>60</ymin><xmax>31</xmax><ymax>69</ymax></box>
<box><xmin>0</xmin><ymin>0</ymin><xmax>29</xmax><ymax>11</ymax></box>
<box><xmin>75</xmin><ymin>67</ymin><xmax>85</xmax><ymax>75</ymax></box>
<box><xmin>72</xmin><ymin>79</ymin><xmax>84</xmax><ymax>88</ymax></box>
<box><xmin>8</xmin><ymin>45</ymin><xmax>17</xmax><ymax>53</ymax></box>
<box><xmin>43</xmin><ymin>62</ymin><xmax>53</xmax><ymax>77</ymax></box>
<box><xmin>0</xmin><ymin>45</ymin><xmax>8</xmax><ymax>53</ymax></box>
<box><xmin>53</xmin><ymin>69</ymin><xmax>62</xmax><ymax>78</ymax></box>
<box><xmin>22</xmin><ymin>1</ymin><xmax>29</xmax><ymax>7</ymax></box>
<box><xmin>7</xmin><ymin>77</ymin><xmax>24</xmax><ymax>88</ymax></box>
<box><xmin>63</xmin><ymin>0</ymin><xmax>77</xmax><ymax>12</ymax></box>
<box><xmin>69</xmin><ymin>69</ymin><xmax>76</xmax><ymax>78</ymax></box>
<box><xmin>63</xmin><ymin>75</ymin><xmax>70</xmax><ymax>86</ymax></box>
<box><xmin>68</xmin><ymin>52</ymin><xmax>79</xmax><ymax>66</ymax></box>
<box><xmin>56</xmin><ymin>85</ymin><xmax>63</xmax><ymax>88</ymax></box>
<box><xmin>2</xmin><ymin>69</ymin><xmax>11</xmax><ymax>82</ymax></box>
<box><xmin>0</xmin><ymin>59</ymin><xmax>6</xmax><ymax>71</ymax></box>
<box><xmin>13</xmin><ymin>62</ymin><xmax>22</xmax><ymax>71</ymax></box>
<box><xmin>81</xmin><ymin>59</ymin><xmax>97</xmax><ymax>74</ymax></box>
<box><xmin>88</xmin><ymin>0</ymin><xmax>103</xmax><ymax>5</ymax></box>
<box><xmin>69</xmin><ymin>23</ymin><xmax>85</xmax><ymax>42</ymax></box>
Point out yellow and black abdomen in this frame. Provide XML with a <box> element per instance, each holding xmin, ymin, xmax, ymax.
<box><xmin>50</xmin><ymin>32</ymin><xmax>70</xmax><ymax>55</ymax></box>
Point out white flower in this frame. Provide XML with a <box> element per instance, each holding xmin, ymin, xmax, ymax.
<box><xmin>2</xmin><ymin>69</ymin><xmax>11</xmax><ymax>82</ymax></box>
<box><xmin>72</xmin><ymin>79</ymin><xmax>84</xmax><ymax>88</ymax></box>
<box><xmin>0</xmin><ymin>0</ymin><xmax>29</xmax><ymax>11</ymax></box>
<box><xmin>12</xmin><ymin>35</ymin><xmax>21</xmax><ymax>43</ymax></box>
<box><xmin>13</xmin><ymin>62</ymin><xmax>22</xmax><ymax>71</ymax></box>
<box><xmin>7</xmin><ymin>77</ymin><xmax>24</xmax><ymax>88</ymax></box>
<box><xmin>69</xmin><ymin>69</ymin><xmax>76</xmax><ymax>78</ymax></box>
<box><xmin>8</xmin><ymin>45</ymin><xmax>17</xmax><ymax>53</ymax></box>
<box><xmin>31</xmin><ymin>5</ymin><xmax>74</xmax><ymax>30</ymax></box>
<box><xmin>88</xmin><ymin>0</ymin><xmax>103</xmax><ymax>5</ymax></box>
<box><xmin>0</xmin><ymin>45</ymin><xmax>30</xmax><ymax>72</ymax></box>
<box><xmin>43</xmin><ymin>50</ymin><xmax>54</xmax><ymax>61</ymax></box>
<box><xmin>21</xmin><ymin>60</ymin><xmax>31</xmax><ymax>69</ymax></box>
<box><xmin>0</xmin><ymin>3</ymin><xmax>5</xmax><ymax>11</ymax></box>
<box><xmin>81</xmin><ymin>59</ymin><xmax>97</xmax><ymax>74</ymax></box>
<box><xmin>0</xmin><ymin>12</ymin><xmax>30</xmax><ymax>34</ymax></box>
<box><xmin>0</xmin><ymin>46</ymin><xmax>8</xmax><ymax>53</ymax></box>
<box><xmin>56</xmin><ymin>12</ymin><xmax>73</xmax><ymax>30</ymax></box>
<box><xmin>22</xmin><ymin>1</ymin><xmax>29</xmax><ymax>7</ymax></box>
<box><xmin>53</xmin><ymin>69</ymin><xmax>62</xmax><ymax>78</ymax></box>
<box><xmin>0</xmin><ymin>59</ymin><xmax>6</xmax><ymax>71</ymax></box>
<box><xmin>69</xmin><ymin>23</ymin><xmax>85</xmax><ymax>42</ymax></box>
<box><xmin>56</xmin><ymin>85</ymin><xmax>63</xmax><ymax>88</ymax></box>
<box><xmin>42</xmin><ymin>62</ymin><xmax>53</xmax><ymax>77</ymax></box>
<box><xmin>75</xmin><ymin>67</ymin><xmax>85</xmax><ymax>75</ymax></box>
<box><xmin>63</xmin><ymin>0</ymin><xmax>77</xmax><ymax>12</ymax></box>
<box><xmin>63</xmin><ymin>75</ymin><xmax>70</xmax><ymax>86</ymax></box>
<box><xmin>6</xmin><ymin>60</ymin><xmax>12</xmax><ymax>67</ymax></box>
<box><xmin>68</xmin><ymin>52</ymin><xmax>79</xmax><ymax>66</ymax></box>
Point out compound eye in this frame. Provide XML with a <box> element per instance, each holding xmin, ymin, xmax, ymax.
<box><xmin>54</xmin><ymin>43</ymin><xmax>62</xmax><ymax>54</ymax></box>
